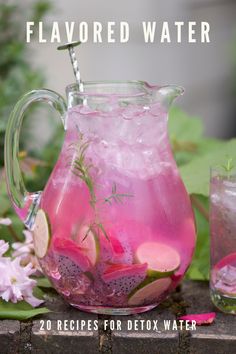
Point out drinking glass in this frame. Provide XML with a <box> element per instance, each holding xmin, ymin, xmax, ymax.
<box><xmin>210</xmin><ymin>166</ymin><xmax>236</xmax><ymax>314</ymax></box>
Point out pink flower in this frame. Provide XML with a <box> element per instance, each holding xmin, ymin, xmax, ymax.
<box><xmin>12</xmin><ymin>230</ymin><xmax>42</xmax><ymax>273</ymax></box>
<box><xmin>12</xmin><ymin>230</ymin><xmax>34</xmax><ymax>257</ymax></box>
<box><xmin>0</xmin><ymin>218</ymin><xmax>12</xmax><ymax>226</ymax></box>
<box><xmin>0</xmin><ymin>240</ymin><xmax>43</xmax><ymax>307</ymax></box>
<box><xmin>0</xmin><ymin>240</ymin><xmax>9</xmax><ymax>257</ymax></box>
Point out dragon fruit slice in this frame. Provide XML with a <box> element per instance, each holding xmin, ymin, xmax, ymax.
<box><xmin>100</xmin><ymin>235</ymin><xmax>125</xmax><ymax>261</ymax></box>
<box><xmin>53</xmin><ymin>237</ymin><xmax>91</xmax><ymax>272</ymax></box>
<box><xmin>56</xmin><ymin>254</ymin><xmax>83</xmax><ymax>277</ymax></box>
<box><xmin>53</xmin><ymin>255</ymin><xmax>92</xmax><ymax>296</ymax></box>
<box><xmin>99</xmin><ymin>233</ymin><xmax>132</xmax><ymax>264</ymax></box>
<box><xmin>109</xmin><ymin>236</ymin><xmax>133</xmax><ymax>264</ymax></box>
<box><xmin>110</xmin><ymin>236</ymin><xmax>124</xmax><ymax>254</ymax></box>
<box><xmin>102</xmin><ymin>263</ymin><xmax>147</xmax><ymax>295</ymax></box>
<box><xmin>99</xmin><ymin>220</ymin><xmax>153</xmax><ymax>265</ymax></box>
<box><xmin>52</xmin><ymin>239</ymin><xmax>92</xmax><ymax>294</ymax></box>
<box><xmin>178</xmin><ymin>312</ymin><xmax>216</xmax><ymax>325</ymax></box>
<box><xmin>135</xmin><ymin>242</ymin><xmax>180</xmax><ymax>277</ymax></box>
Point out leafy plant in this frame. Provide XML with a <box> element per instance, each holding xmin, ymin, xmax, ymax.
<box><xmin>169</xmin><ymin>107</ymin><xmax>236</xmax><ymax>280</ymax></box>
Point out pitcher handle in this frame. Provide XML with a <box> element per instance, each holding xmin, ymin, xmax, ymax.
<box><xmin>4</xmin><ymin>89</ymin><xmax>67</xmax><ymax>228</ymax></box>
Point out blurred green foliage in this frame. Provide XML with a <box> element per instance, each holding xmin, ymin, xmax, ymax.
<box><xmin>0</xmin><ymin>299</ymin><xmax>50</xmax><ymax>320</ymax></box>
<box><xmin>0</xmin><ymin>1</ymin><xmax>55</xmax><ymax>318</ymax></box>
<box><xmin>0</xmin><ymin>0</ymin><xmax>56</xmax><ymax>244</ymax></box>
<box><xmin>0</xmin><ymin>1</ymin><xmax>52</xmax><ymax>165</ymax></box>
<box><xmin>169</xmin><ymin>107</ymin><xmax>236</xmax><ymax>280</ymax></box>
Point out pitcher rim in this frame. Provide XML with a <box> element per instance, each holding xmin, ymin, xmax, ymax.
<box><xmin>66</xmin><ymin>81</ymin><xmax>184</xmax><ymax>99</ymax></box>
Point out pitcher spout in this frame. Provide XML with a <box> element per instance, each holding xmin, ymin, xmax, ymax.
<box><xmin>154</xmin><ymin>85</ymin><xmax>184</xmax><ymax>109</ymax></box>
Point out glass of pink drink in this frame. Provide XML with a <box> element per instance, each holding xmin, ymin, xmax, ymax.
<box><xmin>210</xmin><ymin>166</ymin><xmax>236</xmax><ymax>314</ymax></box>
<box><xmin>5</xmin><ymin>82</ymin><xmax>196</xmax><ymax>315</ymax></box>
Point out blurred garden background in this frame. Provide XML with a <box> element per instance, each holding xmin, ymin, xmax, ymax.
<box><xmin>0</xmin><ymin>0</ymin><xmax>236</xmax><ymax>283</ymax></box>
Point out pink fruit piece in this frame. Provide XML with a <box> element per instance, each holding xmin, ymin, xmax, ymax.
<box><xmin>110</xmin><ymin>236</ymin><xmax>124</xmax><ymax>255</ymax></box>
<box><xmin>214</xmin><ymin>253</ymin><xmax>236</xmax><ymax>270</ymax></box>
<box><xmin>53</xmin><ymin>237</ymin><xmax>91</xmax><ymax>272</ymax></box>
<box><xmin>178</xmin><ymin>312</ymin><xmax>216</xmax><ymax>325</ymax></box>
<box><xmin>109</xmin><ymin>236</ymin><xmax>133</xmax><ymax>264</ymax></box>
<box><xmin>99</xmin><ymin>233</ymin><xmax>132</xmax><ymax>264</ymax></box>
<box><xmin>102</xmin><ymin>263</ymin><xmax>148</xmax><ymax>295</ymax></box>
<box><xmin>170</xmin><ymin>273</ymin><xmax>183</xmax><ymax>288</ymax></box>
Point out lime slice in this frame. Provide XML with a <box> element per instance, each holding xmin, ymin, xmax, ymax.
<box><xmin>128</xmin><ymin>277</ymin><xmax>171</xmax><ymax>306</ymax></box>
<box><xmin>33</xmin><ymin>209</ymin><xmax>51</xmax><ymax>259</ymax></box>
<box><xmin>135</xmin><ymin>242</ymin><xmax>180</xmax><ymax>277</ymax></box>
<box><xmin>77</xmin><ymin>225</ymin><xmax>100</xmax><ymax>266</ymax></box>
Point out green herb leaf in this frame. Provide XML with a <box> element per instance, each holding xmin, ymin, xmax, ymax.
<box><xmin>185</xmin><ymin>195</ymin><xmax>210</xmax><ymax>280</ymax></box>
<box><xmin>180</xmin><ymin>139</ymin><xmax>236</xmax><ymax>196</ymax></box>
<box><xmin>36</xmin><ymin>277</ymin><xmax>53</xmax><ymax>288</ymax></box>
<box><xmin>104</xmin><ymin>183</ymin><xmax>134</xmax><ymax>205</ymax></box>
<box><xmin>221</xmin><ymin>156</ymin><xmax>234</xmax><ymax>173</ymax></box>
<box><xmin>0</xmin><ymin>299</ymin><xmax>50</xmax><ymax>320</ymax></box>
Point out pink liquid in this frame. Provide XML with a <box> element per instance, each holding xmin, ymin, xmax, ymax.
<box><xmin>39</xmin><ymin>102</ymin><xmax>196</xmax><ymax>313</ymax></box>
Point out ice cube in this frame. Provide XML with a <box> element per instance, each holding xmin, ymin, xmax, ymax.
<box><xmin>121</xmin><ymin>105</ymin><xmax>146</xmax><ymax>120</ymax></box>
<box><xmin>210</xmin><ymin>193</ymin><xmax>221</xmax><ymax>205</ymax></box>
<box><xmin>149</xmin><ymin>102</ymin><xmax>166</xmax><ymax>117</ymax></box>
<box><xmin>217</xmin><ymin>265</ymin><xmax>236</xmax><ymax>286</ymax></box>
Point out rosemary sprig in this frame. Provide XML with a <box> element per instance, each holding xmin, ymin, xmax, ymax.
<box><xmin>221</xmin><ymin>157</ymin><xmax>234</xmax><ymax>173</ymax></box>
<box><xmin>82</xmin><ymin>222</ymin><xmax>109</xmax><ymax>242</ymax></box>
<box><xmin>104</xmin><ymin>182</ymin><xmax>134</xmax><ymax>205</ymax></box>
<box><xmin>68</xmin><ymin>136</ymin><xmax>134</xmax><ymax>242</ymax></box>
<box><xmin>96</xmin><ymin>222</ymin><xmax>109</xmax><ymax>240</ymax></box>
<box><xmin>69</xmin><ymin>137</ymin><xmax>96</xmax><ymax>207</ymax></box>
<box><xmin>68</xmin><ymin>135</ymin><xmax>109</xmax><ymax>240</ymax></box>
<box><xmin>82</xmin><ymin>223</ymin><xmax>95</xmax><ymax>241</ymax></box>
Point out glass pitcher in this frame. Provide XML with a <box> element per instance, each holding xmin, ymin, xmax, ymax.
<box><xmin>5</xmin><ymin>81</ymin><xmax>196</xmax><ymax>315</ymax></box>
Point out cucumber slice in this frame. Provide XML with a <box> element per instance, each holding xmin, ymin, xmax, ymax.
<box><xmin>135</xmin><ymin>242</ymin><xmax>180</xmax><ymax>276</ymax></box>
<box><xmin>33</xmin><ymin>209</ymin><xmax>51</xmax><ymax>259</ymax></box>
<box><xmin>128</xmin><ymin>277</ymin><xmax>171</xmax><ymax>306</ymax></box>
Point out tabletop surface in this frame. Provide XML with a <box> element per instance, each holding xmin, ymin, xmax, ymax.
<box><xmin>0</xmin><ymin>280</ymin><xmax>235</xmax><ymax>354</ymax></box>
